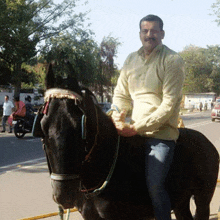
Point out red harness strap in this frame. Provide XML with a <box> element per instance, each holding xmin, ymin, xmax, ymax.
<box><xmin>43</xmin><ymin>102</ymin><xmax>49</xmax><ymax>115</ymax></box>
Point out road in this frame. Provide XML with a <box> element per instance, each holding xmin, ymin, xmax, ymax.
<box><xmin>0</xmin><ymin>110</ymin><xmax>217</xmax><ymax>169</ymax></box>
<box><xmin>0</xmin><ymin>134</ymin><xmax>45</xmax><ymax>170</ymax></box>
<box><xmin>182</xmin><ymin>110</ymin><xmax>213</xmax><ymax>127</ymax></box>
<box><xmin>182</xmin><ymin>110</ymin><xmax>220</xmax><ymax>155</ymax></box>
<box><xmin>0</xmin><ymin>110</ymin><xmax>219</xmax><ymax>220</ymax></box>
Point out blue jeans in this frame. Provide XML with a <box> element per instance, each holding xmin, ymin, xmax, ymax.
<box><xmin>145</xmin><ymin>138</ymin><xmax>175</xmax><ymax>220</ymax></box>
<box><xmin>2</xmin><ymin>115</ymin><xmax>12</xmax><ymax>132</ymax></box>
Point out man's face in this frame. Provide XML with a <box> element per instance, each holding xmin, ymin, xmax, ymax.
<box><xmin>139</xmin><ymin>21</ymin><xmax>164</xmax><ymax>55</ymax></box>
<box><xmin>5</xmin><ymin>96</ymin><xmax>8</xmax><ymax>102</ymax></box>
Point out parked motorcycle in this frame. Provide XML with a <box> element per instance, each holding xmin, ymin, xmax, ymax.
<box><xmin>12</xmin><ymin>115</ymin><xmax>35</xmax><ymax>138</ymax></box>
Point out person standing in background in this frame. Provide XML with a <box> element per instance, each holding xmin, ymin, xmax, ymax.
<box><xmin>1</xmin><ymin>95</ymin><xmax>14</xmax><ymax>133</ymax></box>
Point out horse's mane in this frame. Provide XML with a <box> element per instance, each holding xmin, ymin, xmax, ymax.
<box><xmin>80</xmin><ymin>86</ymin><xmax>99</xmax><ymax>105</ymax></box>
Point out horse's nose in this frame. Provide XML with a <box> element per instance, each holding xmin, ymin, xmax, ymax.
<box><xmin>51</xmin><ymin>179</ymin><xmax>78</xmax><ymax>209</ymax></box>
<box><xmin>53</xmin><ymin>194</ymin><xmax>73</xmax><ymax>209</ymax></box>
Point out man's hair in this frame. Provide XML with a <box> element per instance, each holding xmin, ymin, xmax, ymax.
<box><xmin>139</xmin><ymin>14</ymin><xmax>164</xmax><ymax>31</ymax></box>
<box><xmin>14</xmin><ymin>96</ymin><xmax>20</xmax><ymax>101</ymax></box>
<box><xmin>5</xmin><ymin>95</ymin><xmax>9</xmax><ymax>99</ymax></box>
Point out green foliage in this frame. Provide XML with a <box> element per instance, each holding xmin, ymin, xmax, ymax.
<box><xmin>0</xmin><ymin>0</ymin><xmax>122</xmax><ymax>98</ymax></box>
<box><xmin>179</xmin><ymin>45</ymin><xmax>220</xmax><ymax>95</ymax></box>
<box><xmin>0</xmin><ymin>0</ymin><xmax>87</xmax><ymax>93</ymax></box>
<box><xmin>205</xmin><ymin>45</ymin><xmax>220</xmax><ymax>95</ymax></box>
<box><xmin>95</xmin><ymin>35</ymin><xmax>121</xmax><ymax>102</ymax></box>
<box><xmin>39</xmin><ymin>33</ymin><xmax>121</xmax><ymax>99</ymax></box>
<box><xmin>99</xmin><ymin>35</ymin><xmax>121</xmax><ymax>86</ymax></box>
<box><xmin>39</xmin><ymin>31</ymin><xmax>99</xmax><ymax>86</ymax></box>
<box><xmin>211</xmin><ymin>0</ymin><xmax>220</xmax><ymax>26</ymax></box>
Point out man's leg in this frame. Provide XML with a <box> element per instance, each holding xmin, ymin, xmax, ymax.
<box><xmin>2</xmin><ymin>116</ymin><xmax>7</xmax><ymax>132</ymax></box>
<box><xmin>6</xmin><ymin>116</ymin><xmax>13</xmax><ymax>132</ymax></box>
<box><xmin>145</xmin><ymin>138</ymin><xmax>175</xmax><ymax>220</ymax></box>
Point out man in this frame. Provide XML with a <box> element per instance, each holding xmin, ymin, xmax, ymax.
<box><xmin>13</xmin><ymin>96</ymin><xmax>26</xmax><ymax>118</ymax></box>
<box><xmin>112</xmin><ymin>15</ymin><xmax>185</xmax><ymax>220</ymax></box>
<box><xmin>2</xmin><ymin>95</ymin><xmax>14</xmax><ymax>133</ymax></box>
<box><xmin>25</xmin><ymin>95</ymin><xmax>36</xmax><ymax>127</ymax></box>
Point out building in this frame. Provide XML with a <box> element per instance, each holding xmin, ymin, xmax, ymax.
<box><xmin>0</xmin><ymin>88</ymin><xmax>44</xmax><ymax>106</ymax></box>
<box><xmin>184</xmin><ymin>92</ymin><xmax>216</xmax><ymax>110</ymax></box>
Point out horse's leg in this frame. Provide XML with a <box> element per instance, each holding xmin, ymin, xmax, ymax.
<box><xmin>193</xmin><ymin>189</ymin><xmax>215</xmax><ymax>220</ymax></box>
<box><xmin>173</xmin><ymin>193</ymin><xmax>193</xmax><ymax>220</ymax></box>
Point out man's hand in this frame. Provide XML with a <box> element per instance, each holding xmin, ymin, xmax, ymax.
<box><xmin>114</xmin><ymin>121</ymin><xmax>137</xmax><ymax>137</ymax></box>
<box><xmin>112</xmin><ymin>110</ymin><xmax>137</xmax><ymax>137</ymax></box>
<box><xmin>112</xmin><ymin>110</ymin><xmax>127</xmax><ymax>123</ymax></box>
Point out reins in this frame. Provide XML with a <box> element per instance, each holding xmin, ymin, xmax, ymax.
<box><xmin>84</xmin><ymin>104</ymin><xmax>99</xmax><ymax>162</ymax></box>
<box><xmin>80</xmin><ymin>106</ymin><xmax>121</xmax><ymax>198</ymax></box>
<box><xmin>81</xmin><ymin>136</ymin><xmax>120</xmax><ymax>198</ymax></box>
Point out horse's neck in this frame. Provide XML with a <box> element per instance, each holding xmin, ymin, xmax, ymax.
<box><xmin>98</xmin><ymin>113</ymin><xmax>118</xmax><ymax>142</ymax></box>
<box><xmin>84</xmin><ymin>112</ymin><xmax>118</xmax><ymax>168</ymax></box>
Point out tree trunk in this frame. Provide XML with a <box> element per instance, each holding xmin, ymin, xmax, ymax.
<box><xmin>13</xmin><ymin>63</ymin><xmax>22</xmax><ymax>99</ymax></box>
<box><xmin>99</xmin><ymin>84</ymin><xmax>104</xmax><ymax>102</ymax></box>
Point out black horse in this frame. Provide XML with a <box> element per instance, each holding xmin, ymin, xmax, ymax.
<box><xmin>36</xmin><ymin>64</ymin><xmax>219</xmax><ymax>220</ymax></box>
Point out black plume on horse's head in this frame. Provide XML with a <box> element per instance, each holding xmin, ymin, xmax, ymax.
<box><xmin>45</xmin><ymin>62</ymin><xmax>81</xmax><ymax>95</ymax></box>
<box><xmin>45</xmin><ymin>63</ymin><xmax>55</xmax><ymax>89</ymax></box>
<box><xmin>65</xmin><ymin>60</ymin><xmax>81</xmax><ymax>94</ymax></box>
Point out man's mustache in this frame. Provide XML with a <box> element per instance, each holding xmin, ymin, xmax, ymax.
<box><xmin>145</xmin><ymin>38</ymin><xmax>156</xmax><ymax>42</ymax></box>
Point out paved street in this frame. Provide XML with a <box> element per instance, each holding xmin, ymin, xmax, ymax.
<box><xmin>0</xmin><ymin>110</ymin><xmax>219</xmax><ymax>220</ymax></box>
<box><xmin>0</xmin><ymin>133</ymin><xmax>44</xmax><ymax>168</ymax></box>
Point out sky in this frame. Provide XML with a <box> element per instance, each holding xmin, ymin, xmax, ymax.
<box><xmin>74</xmin><ymin>0</ymin><xmax>220</xmax><ymax>68</ymax></box>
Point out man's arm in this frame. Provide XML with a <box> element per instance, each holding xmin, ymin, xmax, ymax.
<box><xmin>111</xmin><ymin>56</ymin><xmax>136</xmax><ymax>136</ymax></box>
<box><xmin>112</xmin><ymin>56</ymin><xmax>133</xmax><ymax>120</ymax></box>
<box><xmin>133</xmin><ymin>55</ymin><xmax>185</xmax><ymax>133</ymax></box>
<box><xmin>10</xmin><ymin>101</ymin><xmax>14</xmax><ymax>109</ymax></box>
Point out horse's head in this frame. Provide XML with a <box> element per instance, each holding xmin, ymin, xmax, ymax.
<box><xmin>39</xmin><ymin>63</ymin><xmax>117</xmax><ymax>209</ymax></box>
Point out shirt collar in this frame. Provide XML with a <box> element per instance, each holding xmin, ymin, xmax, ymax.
<box><xmin>138</xmin><ymin>44</ymin><xmax>163</xmax><ymax>58</ymax></box>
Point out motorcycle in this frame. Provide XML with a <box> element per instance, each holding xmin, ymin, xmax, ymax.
<box><xmin>12</xmin><ymin>115</ymin><xmax>35</xmax><ymax>138</ymax></box>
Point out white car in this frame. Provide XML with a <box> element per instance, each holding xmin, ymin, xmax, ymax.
<box><xmin>211</xmin><ymin>103</ymin><xmax>220</xmax><ymax>121</ymax></box>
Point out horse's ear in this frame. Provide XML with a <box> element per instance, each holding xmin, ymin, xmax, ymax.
<box><xmin>45</xmin><ymin>63</ymin><xmax>55</xmax><ymax>89</ymax></box>
<box><xmin>67</xmin><ymin>75</ymin><xmax>81</xmax><ymax>94</ymax></box>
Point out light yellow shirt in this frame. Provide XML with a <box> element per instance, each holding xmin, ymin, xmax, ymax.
<box><xmin>112</xmin><ymin>44</ymin><xmax>185</xmax><ymax>141</ymax></box>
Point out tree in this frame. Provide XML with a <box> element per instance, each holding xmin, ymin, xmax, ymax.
<box><xmin>97</xmin><ymin>35</ymin><xmax>121</xmax><ymax>102</ymax></box>
<box><xmin>179</xmin><ymin>45</ymin><xmax>214</xmax><ymax>93</ymax></box>
<box><xmin>211</xmin><ymin>0</ymin><xmax>220</xmax><ymax>26</ymax></box>
<box><xmin>0</xmin><ymin>0</ymin><xmax>88</xmax><ymax>96</ymax></box>
<box><xmin>39</xmin><ymin>30</ymin><xmax>99</xmax><ymax>87</ymax></box>
<box><xmin>0</xmin><ymin>60</ymin><xmax>11</xmax><ymax>86</ymax></box>
<box><xmin>39</xmin><ymin>34</ymin><xmax>121</xmax><ymax>102</ymax></box>
<box><xmin>205</xmin><ymin>45</ymin><xmax>220</xmax><ymax>95</ymax></box>
<box><xmin>179</xmin><ymin>45</ymin><xmax>220</xmax><ymax>95</ymax></box>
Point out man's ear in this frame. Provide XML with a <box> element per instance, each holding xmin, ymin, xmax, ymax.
<box><xmin>139</xmin><ymin>31</ymin><xmax>142</xmax><ymax>41</ymax></box>
<box><xmin>162</xmin><ymin>30</ymin><xmax>165</xmax><ymax>40</ymax></box>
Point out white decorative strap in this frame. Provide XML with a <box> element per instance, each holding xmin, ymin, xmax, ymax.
<box><xmin>44</xmin><ymin>88</ymin><xmax>83</xmax><ymax>102</ymax></box>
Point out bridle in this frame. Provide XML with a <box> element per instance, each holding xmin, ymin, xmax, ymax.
<box><xmin>42</xmin><ymin>88</ymin><xmax>120</xmax><ymax>197</ymax></box>
<box><xmin>44</xmin><ymin>88</ymin><xmax>87</xmax><ymax>140</ymax></box>
<box><xmin>42</xmin><ymin>88</ymin><xmax>89</xmax><ymax>181</ymax></box>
